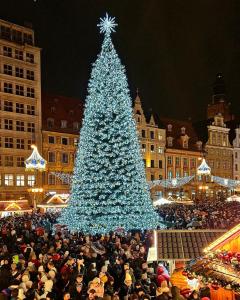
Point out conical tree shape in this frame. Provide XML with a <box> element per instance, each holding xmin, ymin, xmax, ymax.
<box><xmin>58</xmin><ymin>14</ymin><xmax>159</xmax><ymax>234</ymax></box>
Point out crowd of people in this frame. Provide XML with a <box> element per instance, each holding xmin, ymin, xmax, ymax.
<box><xmin>0</xmin><ymin>212</ymin><xmax>212</xmax><ymax>300</ymax></box>
<box><xmin>157</xmin><ymin>200</ymin><xmax>240</xmax><ymax>229</ymax></box>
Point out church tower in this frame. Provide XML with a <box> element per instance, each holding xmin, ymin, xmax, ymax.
<box><xmin>207</xmin><ymin>73</ymin><xmax>233</xmax><ymax>121</ymax></box>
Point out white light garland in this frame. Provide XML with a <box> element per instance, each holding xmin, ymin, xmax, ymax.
<box><xmin>212</xmin><ymin>176</ymin><xmax>240</xmax><ymax>189</ymax></box>
<box><xmin>50</xmin><ymin>172</ymin><xmax>72</xmax><ymax>185</ymax></box>
<box><xmin>149</xmin><ymin>175</ymin><xmax>195</xmax><ymax>189</ymax></box>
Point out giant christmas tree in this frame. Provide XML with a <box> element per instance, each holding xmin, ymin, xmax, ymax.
<box><xmin>58</xmin><ymin>14</ymin><xmax>159</xmax><ymax>234</ymax></box>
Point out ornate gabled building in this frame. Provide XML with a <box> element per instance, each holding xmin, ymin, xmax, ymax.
<box><xmin>232</xmin><ymin>127</ymin><xmax>240</xmax><ymax>181</ymax></box>
<box><xmin>41</xmin><ymin>94</ymin><xmax>83</xmax><ymax>195</ymax></box>
<box><xmin>133</xmin><ymin>93</ymin><xmax>166</xmax><ymax>181</ymax></box>
<box><xmin>205</xmin><ymin>114</ymin><xmax>233</xmax><ymax>179</ymax></box>
<box><xmin>160</xmin><ymin>118</ymin><xmax>203</xmax><ymax>179</ymax></box>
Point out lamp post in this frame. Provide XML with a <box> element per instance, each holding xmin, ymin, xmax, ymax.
<box><xmin>25</xmin><ymin>145</ymin><xmax>47</xmax><ymax>210</ymax></box>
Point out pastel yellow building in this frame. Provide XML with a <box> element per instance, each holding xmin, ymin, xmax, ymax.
<box><xmin>0</xmin><ymin>19</ymin><xmax>42</xmax><ymax>201</ymax></box>
<box><xmin>133</xmin><ymin>94</ymin><xmax>165</xmax><ymax>181</ymax></box>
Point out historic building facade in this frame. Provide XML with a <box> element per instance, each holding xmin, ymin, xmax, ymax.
<box><xmin>41</xmin><ymin>94</ymin><xmax>83</xmax><ymax>195</ymax></box>
<box><xmin>205</xmin><ymin>114</ymin><xmax>233</xmax><ymax>178</ymax></box>
<box><xmin>232</xmin><ymin>127</ymin><xmax>240</xmax><ymax>180</ymax></box>
<box><xmin>0</xmin><ymin>19</ymin><xmax>42</xmax><ymax>201</ymax></box>
<box><xmin>133</xmin><ymin>94</ymin><xmax>166</xmax><ymax>181</ymax></box>
<box><xmin>160</xmin><ymin>118</ymin><xmax>203</xmax><ymax>180</ymax></box>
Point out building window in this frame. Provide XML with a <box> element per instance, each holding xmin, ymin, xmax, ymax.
<box><xmin>176</xmin><ymin>170</ymin><xmax>180</xmax><ymax>178</ymax></box>
<box><xmin>12</xmin><ymin>29</ymin><xmax>22</xmax><ymax>42</ymax></box>
<box><xmin>158</xmin><ymin>147</ymin><xmax>163</xmax><ymax>154</ymax></box>
<box><xmin>15</xmin><ymin>49</ymin><xmax>23</xmax><ymax>60</ymax></box>
<box><xmin>142</xmin><ymin>130</ymin><xmax>146</xmax><ymax>138</ymax></box>
<box><xmin>3</xmin><ymin>64</ymin><xmax>12</xmax><ymax>75</ymax></box>
<box><xmin>4</xmin><ymin>174</ymin><xmax>13</xmax><ymax>186</ymax></box>
<box><xmin>74</xmin><ymin>138</ymin><xmax>79</xmax><ymax>146</ymax></box>
<box><xmin>16</xmin><ymin>139</ymin><xmax>24</xmax><ymax>149</ymax></box>
<box><xmin>16</xmin><ymin>103</ymin><xmax>24</xmax><ymax>113</ymax></box>
<box><xmin>150</xmin><ymin>131</ymin><xmax>154</xmax><ymax>139</ymax></box>
<box><xmin>26</xmin><ymin>52</ymin><xmax>34</xmax><ymax>63</ymax></box>
<box><xmin>3</xmin><ymin>46</ymin><xmax>12</xmax><ymax>57</ymax></box>
<box><xmin>175</xmin><ymin>157</ymin><xmax>180</xmax><ymax>166</ymax></box>
<box><xmin>27</xmin><ymin>175</ymin><xmax>35</xmax><ymax>187</ymax></box>
<box><xmin>26</xmin><ymin>87</ymin><xmax>35</xmax><ymax>98</ymax></box>
<box><xmin>27</xmin><ymin>140</ymin><xmax>32</xmax><ymax>150</ymax></box>
<box><xmin>1</xmin><ymin>26</ymin><xmax>11</xmax><ymax>39</ymax></box>
<box><xmin>27</xmin><ymin>123</ymin><xmax>35</xmax><ymax>133</ymax></box>
<box><xmin>17</xmin><ymin>158</ymin><xmax>26</xmax><ymax>171</ymax></box>
<box><xmin>143</xmin><ymin>159</ymin><xmax>146</xmax><ymax>167</ymax></box>
<box><xmin>190</xmin><ymin>158</ymin><xmax>196</xmax><ymax>168</ymax></box>
<box><xmin>167</xmin><ymin>124</ymin><xmax>172</xmax><ymax>132</ymax></box>
<box><xmin>48</xmin><ymin>136</ymin><xmax>55</xmax><ymax>144</ymax></box>
<box><xmin>48</xmin><ymin>174</ymin><xmax>55</xmax><ymax>185</ymax></box>
<box><xmin>61</xmin><ymin>120</ymin><xmax>67</xmax><ymax>128</ymax></box>
<box><xmin>50</xmin><ymin>106</ymin><xmax>56</xmax><ymax>113</ymax></box>
<box><xmin>4</xmin><ymin>119</ymin><xmax>13</xmax><ymax>130</ymax></box>
<box><xmin>196</xmin><ymin>141</ymin><xmax>202</xmax><ymax>150</ymax></box>
<box><xmin>212</xmin><ymin>133</ymin><xmax>216</xmax><ymax>144</ymax></box>
<box><xmin>48</xmin><ymin>152</ymin><xmax>56</xmax><ymax>163</ymax></box>
<box><xmin>47</xmin><ymin>118</ymin><xmax>54</xmax><ymax>128</ymax></box>
<box><xmin>183</xmin><ymin>171</ymin><xmax>188</xmax><ymax>177</ymax></box>
<box><xmin>26</xmin><ymin>70</ymin><xmax>34</xmax><ymax>80</ymax></box>
<box><xmin>62</xmin><ymin>153</ymin><xmax>69</xmax><ymax>164</ymax></box>
<box><xmin>151</xmin><ymin>174</ymin><xmax>155</xmax><ymax>181</ymax></box>
<box><xmin>73</xmin><ymin>122</ymin><xmax>79</xmax><ymax>130</ymax></box>
<box><xmin>16</xmin><ymin>85</ymin><xmax>24</xmax><ymax>96</ymax></box>
<box><xmin>24</xmin><ymin>33</ymin><xmax>33</xmax><ymax>45</ymax></box>
<box><xmin>183</xmin><ymin>139</ymin><xmax>188</xmax><ymax>148</ymax></box>
<box><xmin>168</xmin><ymin>170</ymin><xmax>172</xmax><ymax>179</ymax></box>
<box><xmin>5</xmin><ymin>156</ymin><xmax>13</xmax><ymax>167</ymax></box>
<box><xmin>159</xmin><ymin>160</ymin><xmax>162</xmax><ymax>169</ymax></box>
<box><xmin>183</xmin><ymin>158</ymin><xmax>188</xmax><ymax>167</ymax></box>
<box><xmin>235</xmin><ymin>152</ymin><xmax>238</xmax><ymax>159</ymax></box>
<box><xmin>0</xmin><ymin>155</ymin><xmax>2</xmax><ymax>166</ymax></box>
<box><xmin>16</xmin><ymin>175</ymin><xmax>25</xmax><ymax>186</ymax></box>
<box><xmin>4</xmin><ymin>101</ymin><xmax>13</xmax><ymax>112</ymax></box>
<box><xmin>16</xmin><ymin>67</ymin><xmax>24</xmax><ymax>78</ymax></box>
<box><xmin>4</xmin><ymin>82</ymin><xmax>13</xmax><ymax>93</ymax></box>
<box><xmin>150</xmin><ymin>160</ymin><xmax>155</xmax><ymax>168</ymax></box>
<box><xmin>150</xmin><ymin>145</ymin><xmax>155</xmax><ymax>153</ymax></box>
<box><xmin>181</xmin><ymin>127</ymin><xmax>186</xmax><ymax>134</ymax></box>
<box><xmin>141</xmin><ymin>144</ymin><xmax>146</xmax><ymax>152</ymax></box>
<box><xmin>27</xmin><ymin>105</ymin><xmax>35</xmax><ymax>115</ymax></box>
<box><xmin>61</xmin><ymin>137</ymin><xmax>68</xmax><ymax>145</ymax></box>
<box><xmin>235</xmin><ymin>164</ymin><xmax>238</xmax><ymax>171</ymax></box>
<box><xmin>167</xmin><ymin>156</ymin><xmax>173</xmax><ymax>166</ymax></box>
<box><xmin>5</xmin><ymin>137</ymin><xmax>13</xmax><ymax>148</ymax></box>
<box><xmin>167</xmin><ymin>137</ymin><xmax>173</xmax><ymax>147</ymax></box>
<box><xmin>159</xmin><ymin>175</ymin><xmax>163</xmax><ymax>180</ymax></box>
<box><xmin>158</xmin><ymin>133</ymin><xmax>163</xmax><ymax>140</ymax></box>
<box><xmin>16</xmin><ymin>121</ymin><xmax>24</xmax><ymax>131</ymax></box>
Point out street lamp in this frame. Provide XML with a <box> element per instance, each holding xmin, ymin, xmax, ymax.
<box><xmin>25</xmin><ymin>145</ymin><xmax>47</xmax><ymax>209</ymax></box>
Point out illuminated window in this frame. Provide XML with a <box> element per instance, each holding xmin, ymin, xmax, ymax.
<box><xmin>168</xmin><ymin>170</ymin><xmax>172</xmax><ymax>179</ymax></box>
<box><xmin>27</xmin><ymin>175</ymin><xmax>35</xmax><ymax>187</ymax></box>
<box><xmin>158</xmin><ymin>147</ymin><xmax>163</xmax><ymax>154</ymax></box>
<box><xmin>141</xmin><ymin>144</ymin><xmax>146</xmax><ymax>152</ymax></box>
<box><xmin>4</xmin><ymin>174</ymin><xmax>13</xmax><ymax>186</ymax></box>
<box><xmin>181</xmin><ymin>127</ymin><xmax>186</xmax><ymax>134</ymax></box>
<box><xmin>16</xmin><ymin>175</ymin><xmax>24</xmax><ymax>186</ymax></box>
<box><xmin>61</xmin><ymin>120</ymin><xmax>67</xmax><ymax>128</ymax></box>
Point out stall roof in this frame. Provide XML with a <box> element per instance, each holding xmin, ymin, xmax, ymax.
<box><xmin>157</xmin><ymin>230</ymin><xmax>226</xmax><ymax>261</ymax></box>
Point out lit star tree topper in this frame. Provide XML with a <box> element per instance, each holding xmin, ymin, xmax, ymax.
<box><xmin>58</xmin><ymin>14</ymin><xmax>159</xmax><ymax>234</ymax></box>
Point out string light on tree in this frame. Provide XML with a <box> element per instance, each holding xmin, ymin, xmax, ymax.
<box><xmin>149</xmin><ymin>176</ymin><xmax>195</xmax><ymax>189</ymax></box>
<box><xmin>58</xmin><ymin>13</ymin><xmax>159</xmax><ymax>234</ymax></box>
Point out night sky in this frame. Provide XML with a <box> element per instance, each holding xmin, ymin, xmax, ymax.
<box><xmin>1</xmin><ymin>0</ymin><xmax>240</xmax><ymax>120</ymax></box>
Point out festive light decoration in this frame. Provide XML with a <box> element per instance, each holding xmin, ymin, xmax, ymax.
<box><xmin>58</xmin><ymin>14</ymin><xmax>159</xmax><ymax>234</ymax></box>
<box><xmin>25</xmin><ymin>145</ymin><xmax>46</xmax><ymax>171</ymax></box>
<box><xmin>212</xmin><ymin>176</ymin><xmax>240</xmax><ymax>189</ymax></box>
<box><xmin>197</xmin><ymin>158</ymin><xmax>211</xmax><ymax>175</ymax></box>
<box><xmin>50</xmin><ymin>172</ymin><xmax>72</xmax><ymax>185</ymax></box>
<box><xmin>149</xmin><ymin>175</ymin><xmax>195</xmax><ymax>189</ymax></box>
